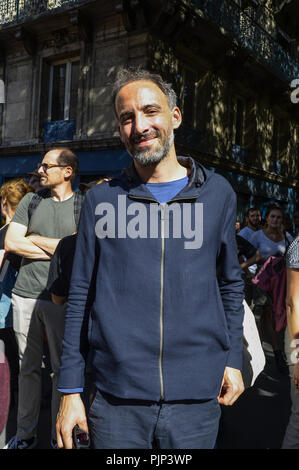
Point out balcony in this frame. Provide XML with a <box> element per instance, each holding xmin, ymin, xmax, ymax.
<box><xmin>191</xmin><ymin>0</ymin><xmax>299</xmax><ymax>83</ymax></box>
<box><xmin>0</xmin><ymin>0</ymin><xmax>91</xmax><ymax>27</ymax></box>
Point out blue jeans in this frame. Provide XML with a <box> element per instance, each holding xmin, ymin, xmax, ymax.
<box><xmin>88</xmin><ymin>389</ymin><xmax>221</xmax><ymax>449</ymax></box>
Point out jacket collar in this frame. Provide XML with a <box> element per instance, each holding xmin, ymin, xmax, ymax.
<box><xmin>123</xmin><ymin>156</ymin><xmax>206</xmax><ymax>201</ymax></box>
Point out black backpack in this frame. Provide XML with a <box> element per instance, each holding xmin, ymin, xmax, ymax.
<box><xmin>27</xmin><ymin>188</ymin><xmax>84</xmax><ymax>228</ymax></box>
<box><xmin>0</xmin><ymin>189</ymin><xmax>84</xmax><ymax>283</ymax></box>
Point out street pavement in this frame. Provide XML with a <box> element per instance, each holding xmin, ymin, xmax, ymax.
<box><xmin>0</xmin><ymin>338</ymin><xmax>292</xmax><ymax>450</ymax></box>
<box><xmin>217</xmin><ymin>341</ymin><xmax>291</xmax><ymax>449</ymax></box>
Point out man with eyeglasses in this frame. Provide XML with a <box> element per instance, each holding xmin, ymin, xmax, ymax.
<box><xmin>3</xmin><ymin>148</ymin><xmax>80</xmax><ymax>449</ymax></box>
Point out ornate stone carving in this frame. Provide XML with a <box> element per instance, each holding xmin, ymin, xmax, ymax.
<box><xmin>42</xmin><ymin>29</ymin><xmax>78</xmax><ymax>50</ymax></box>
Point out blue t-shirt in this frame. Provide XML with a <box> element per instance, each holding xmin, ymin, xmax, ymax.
<box><xmin>146</xmin><ymin>176</ymin><xmax>188</xmax><ymax>203</ymax></box>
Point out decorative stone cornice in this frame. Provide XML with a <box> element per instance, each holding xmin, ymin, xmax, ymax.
<box><xmin>15</xmin><ymin>26</ymin><xmax>36</xmax><ymax>56</ymax></box>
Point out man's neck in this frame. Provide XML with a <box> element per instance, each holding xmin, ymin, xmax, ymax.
<box><xmin>49</xmin><ymin>183</ymin><xmax>74</xmax><ymax>202</ymax></box>
<box><xmin>134</xmin><ymin>151</ymin><xmax>188</xmax><ymax>183</ymax></box>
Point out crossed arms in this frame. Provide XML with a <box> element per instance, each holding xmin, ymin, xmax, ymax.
<box><xmin>5</xmin><ymin>221</ymin><xmax>60</xmax><ymax>259</ymax></box>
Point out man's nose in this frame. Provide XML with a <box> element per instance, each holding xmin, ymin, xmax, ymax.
<box><xmin>133</xmin><ymin>113</ymin><xmax>150</xmax><ymax>135</ymax></box>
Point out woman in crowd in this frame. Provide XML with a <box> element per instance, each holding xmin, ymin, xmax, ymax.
<box><xmin>0</xmin><ymin>179</ymin><xmax>32</xmax><ymax>407</ymax></box>
<box><xmin>282</xmin><ymin>231</ymin><xmax>299</xmax><ymax>448</ymax></box>
<box><xmin>250</xmin><ymin>205</ymin><xmax>293</xmax><ymax>374</ymax></box>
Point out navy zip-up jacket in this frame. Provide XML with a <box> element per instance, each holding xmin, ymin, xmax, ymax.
<box><xmin>58</xmin><ymin>157</ymin><xmax>245</xmax><ymax>401</ymax></box>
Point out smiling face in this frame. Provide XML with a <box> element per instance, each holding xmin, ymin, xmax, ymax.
<box><xmin>115</xmin><ymin>80</ymin><xmax>181</xmax><ymax>167</ymax></box>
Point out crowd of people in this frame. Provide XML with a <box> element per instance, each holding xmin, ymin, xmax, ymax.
<box><xmin>237</xmin><ymin>206</ymin><xmax>297</xmax><ymax>373</ymax></box>
<box><xmin>235</xmin><ymin>205</ymin><xmax>299</xmax><ymax>448</ymax></box>
<box><xmin>0</xmin><ymin>67</ymin><xmax>298</xmax><ymax>449</ymax></box>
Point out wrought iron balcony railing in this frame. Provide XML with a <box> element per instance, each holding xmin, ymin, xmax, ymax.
<box><xmin>0</xmin><ymin>0</ymin><xmax>90</xmax><ymax>26</ymax></box>
<box><xmin>191</xmin><ymin>0</ymin><xmax>299</xmax><ymax>83</ymax></box>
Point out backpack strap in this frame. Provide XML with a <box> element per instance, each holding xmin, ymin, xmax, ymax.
<box><xmin>0</xmin><ymin>257</ymin><xmax>10</xmax><ymax>283</ymax></box>
<box><xmin>74</xmin><ymin>191</ymin><xmax>84</xmax><ymax>229</ymax></box>
<box><xmin>28</xmin><ymin>188</ymin><xmax>51</xmax><ymax>222</ymax></box>
<box><xmin>28</xmin><ymin>188</ymin><xmax>83</xmax><ymax>229</ymax></box>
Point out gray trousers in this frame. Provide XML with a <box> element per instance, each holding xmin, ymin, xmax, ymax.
<box><xmin>12</xmin><ymin>294</ymin><xmax>65</xmax><ymax>441</ymax></box>
<box><xmin>282</xmin><ymin>327</ymin><xmax>299</xmax><ymax>449</ymax></box>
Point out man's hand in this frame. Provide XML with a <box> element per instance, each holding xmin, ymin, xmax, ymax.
<box><xmin>218</xmin><ymin>366</ymin><xmax>244</xmax><ymax>406</ymax></box>
<box><xmin>56</xmin><ymin>393</ymin><xmax>88</xmax><ymax>449</ymax></box>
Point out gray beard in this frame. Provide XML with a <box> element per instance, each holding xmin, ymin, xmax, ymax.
<box><xmin>130</xmin><ymin>132</ymin><xmax>174</xmax><ymax>167</ymax></box>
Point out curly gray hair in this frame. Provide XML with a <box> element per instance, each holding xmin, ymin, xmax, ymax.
<box><xmin>112</xmin><ymin>67</ymin><xmax>177</xmax><ymax>115</ymax></box>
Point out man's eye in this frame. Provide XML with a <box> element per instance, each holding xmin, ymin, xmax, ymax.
<box><xmin>121</xmin><ymin>117</ymin><xmax>132</xmax><ymax>125</ymax></box>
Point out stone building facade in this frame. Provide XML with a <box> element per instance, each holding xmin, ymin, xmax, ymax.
<box><xmin>0</xmin><ymin>0</ymin><xmax>298</xmax><ymax>222</ymax></box>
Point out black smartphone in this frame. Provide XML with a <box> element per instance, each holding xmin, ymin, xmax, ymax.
<box><xmin>72</xmin><ymin>425</ymin><xmax>90</xmax><ymax>449</ymax></box>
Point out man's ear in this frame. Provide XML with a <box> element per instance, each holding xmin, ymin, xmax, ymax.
<box><xmin>64</xmin><ymin>166</ymin><xmax>73</xmax><ymax>180</ymax></box>
<box><xmin>171</xmin><ymin>107</ymin><xmax>182</xmax><ymax>130</ymax></box>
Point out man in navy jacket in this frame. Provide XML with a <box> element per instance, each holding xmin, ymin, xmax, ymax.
<box><xmin>56</xmin><ymin>68</ymin><xmax>245</xmax><ymax>449</ymax></box>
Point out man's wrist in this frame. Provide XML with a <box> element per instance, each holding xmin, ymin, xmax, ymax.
<box><xmin>61</xmin><ymin>392</ymin><xmax>82</xmax><ymax>398</ymax></box>
<box><xmin>59</xmin><ymin>387</ymin><xmax>84</xmax><ymax>395</ymax></box>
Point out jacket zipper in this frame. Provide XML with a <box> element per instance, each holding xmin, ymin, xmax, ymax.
<box><xmin>127</xmin><ymin>194</ymin><xmax>200</xmax><ymax>401</ymax></box>
<box><xmin>159</xmin><ymin>203</ymin><xmax>166</xmax><ymax>400</ymax></box>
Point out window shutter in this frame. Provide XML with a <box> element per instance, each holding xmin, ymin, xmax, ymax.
<box><xmin>244</xmin><ymin>99</ymin><xmax>256</xmax><ymax>163</ymax></box>
<box><xmin>278</xmin><ymin>118</ymin><xmax>290</xmax><ymax>176</ymax></box>
<box><xmin>39</xmin><ymin>60</ymin><xmax>50</xmax><ymax>138</ymax></box>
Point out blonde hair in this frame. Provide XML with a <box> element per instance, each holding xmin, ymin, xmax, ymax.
<box><xmin>0</xmin><ymin>179</ymin><xmax>32</xmax><ymax>213</ymax></box>
<box><xmin>96</xmin><ymin>177</ymin><xmax>112</xmax><ymax>185</ymax></box>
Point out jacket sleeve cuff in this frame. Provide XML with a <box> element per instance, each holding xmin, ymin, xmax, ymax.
<box><xmin>226</xmin><ymin>350</ymin><xmax>243</xmax><ymax>371</ymax></box>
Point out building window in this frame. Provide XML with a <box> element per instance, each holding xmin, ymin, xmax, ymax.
<box><xmin>48</xmin><ymin>59</ymin><xmax>80</xmax><ymax>122</ymax></box>
<box><xmin>183</xmin><ymin>69</ymin><xmax>196</xmax><ymax>128</ymax></box>
<box><xmin>271</xmin><ymin>118</ymin><xmax>291</xmax><ymax>175</ymax></box>
<box><xmin>272</xmin><ymin>119</ymin><xmax>279</xmax><ymax>160</ymax></box>
<box><xmin>231</xmin><ymin>95</ymin><xmax>248</xmax><ymax>164</ymax></box>
<box><xmin>40</xmin><ymin>57</ymin><xmax>80</xmax><ymax>142</ymax></box>
<box><xmin>233</xmin><ymin>96</ymin><xmax>245</xmax><ymax>147</ymax></box>
<box><xmin>271</xmin><ymin>119</ymin><xmax>281</xmax><ymax>173</ymax></box>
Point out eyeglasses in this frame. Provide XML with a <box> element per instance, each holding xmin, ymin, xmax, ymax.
<box><xmin>37</xmin><ymin>163</ymin><xmax>68</xmax><ymax>172</ymax></box>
